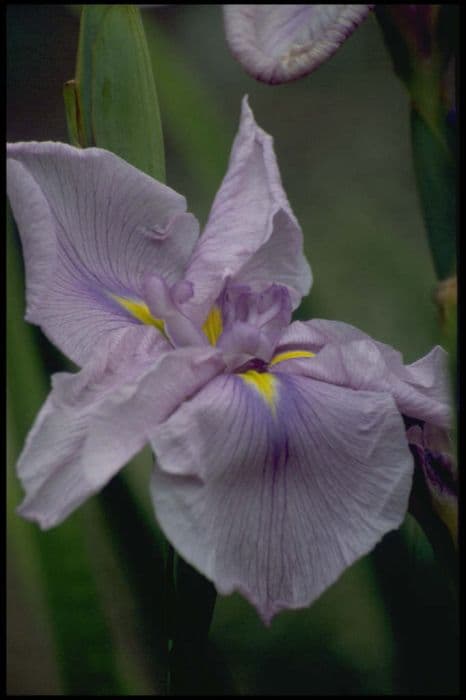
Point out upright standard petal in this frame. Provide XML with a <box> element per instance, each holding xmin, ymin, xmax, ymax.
<box><xmin>184</xmin><ymin>97</ymin><xmax>311</xmax><ymax>323</ymax></box>
<box><xmin>7</xmin><ymin>142</ymin><xmax>199</xmax><ymax>365</ymax></box>
<box><xmin>223</xmin><ymin>5</ymin><xmax>373</xmax><ymax>84</ymax></box>
<box><xmin>17</xmin><ymin>326</ymin><xmax>225</xmax><ymax>529</ymax></box>
<box><xmin>217</xmin><ymin>283</ymin><xmax>292</xmax><ymax>365</ymax></box>
<box><xmin>150</xmin><ymin>369</ymin><xmax>412</xmax><ymax>623</ymax></box>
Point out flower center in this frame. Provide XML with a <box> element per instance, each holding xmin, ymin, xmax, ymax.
<box><xmin>240</xmin><ymin>369</ymin><xmax>277</xmax><ymax>410</ymax></box>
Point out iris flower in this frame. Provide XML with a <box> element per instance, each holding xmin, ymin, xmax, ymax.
<box><xmin>223</xmin><ymin>5</ymin><xmax>373</xmax><ymax>84</ymax></box>
<box><xmin>7</xmin><ymin>97</ymin><xmax>450</xmax><ymax>622</ymax></box>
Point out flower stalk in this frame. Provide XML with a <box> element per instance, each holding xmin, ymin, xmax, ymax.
<box><xmin>376</xmin><ymin>8</ymin><xmax>458</xmax><ymax>568</ymax></box>
<box><xmin>375</xmin><ymin>5</ymin><xmax>457</xmax><ymax>281</ymax></box>
<box><xmin>166</xmin><ymin>546</ymin><xmax>217</xmax><ymax>695</ymax></box>
<box><xmin>64</xmin><ymin>6</ymin><xmax>216</xmax><ymax>690</ymax></box>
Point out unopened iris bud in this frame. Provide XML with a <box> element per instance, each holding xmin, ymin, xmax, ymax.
<box><xmin>407</xmin><ymin>420</ymin><xmax>457</xmax><ymax>548</ymax></box>
<box><xmin>73</xmin><ymin>5</ymin><xmax>165</xmax><ymax>180</ymax></box>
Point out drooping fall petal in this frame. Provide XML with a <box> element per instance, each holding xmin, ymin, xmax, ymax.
<box><xmin>275</xmin><ymin>319</ymin><xmax>451</xmax><ymax>426</ymax></box>
<box><xmin>17</xmin><ymin>328</ymin><xmax>224</xmax><ymax>529</ymax></box>
<box><xmin>7</xmin><ymin>142</ymin><xmax>199</xmax><ymax>365</ymax></box>
<box><xmin>184</xmin><ymin>96</ymin><xmax>311</xmax><ymax>324</ymax></box>
<box><xmin>150</xmin><ymin>367</ymin><xmax>412</xmax><ymax>623</ymax></box>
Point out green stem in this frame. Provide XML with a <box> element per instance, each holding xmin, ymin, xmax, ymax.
<box><xmin>375</xmin><ymin>6</ymin><xmax>457</xmax><ymax>281</ymax></box>
<box><xmin>410</xmin><ymin>105</ymin><xmax>456</xmax><ymax>281</ymax></box>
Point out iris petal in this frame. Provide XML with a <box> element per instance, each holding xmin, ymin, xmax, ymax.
<box><xmin>7</xmin><ymin>143</ymin><xmax>199</xmax><ymax>365</ymax></box>
<box><xmin>275</xmin><ymin>320</ymin><xmax>451</xmax><ymax>427</ymax></box>
<box><xmin>17</xmin><ymin>329</ymin><xmax>225</xmax><ymax>529</ymax></box>
<box><xmin>183</xmin><ymin>97</ymin><xmax>311</xmax><ymax>324</ymax></box>
<box><xmin>150</xmin><ymin>369</ymin><xmax>412</xmax><ymax>623</ymax></box>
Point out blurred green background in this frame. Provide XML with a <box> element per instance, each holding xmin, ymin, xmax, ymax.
<box><xmin>7</xmin><ymin>5</ymin><xmax>458</xmax><ymax>695</ymax></box>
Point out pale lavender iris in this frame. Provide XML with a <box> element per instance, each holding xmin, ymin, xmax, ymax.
<box><xmin>7</xmin><ymin>97</ymin><xmax>450</xmax><ymax>622</ymax></box>
<box><xmin>223</xmin><ymin>5</ymin><xmax>373</xmax><ymax>84</ymax></box>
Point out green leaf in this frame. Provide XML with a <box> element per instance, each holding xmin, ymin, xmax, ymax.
<box><xmin>36</xmin><ymin>515</ymin><xmax>127</xmax><ymax>694</ymax></box>
<box><xmin>7</xmin><ymin>204</ymin><xmax>51</xmax><ymax>616</ymax></box>
<box><xmin>90</xmin><ymin>5</ymin><xmax>165</xmax><ymax>181</ymax></box>
<box><xmin>7</xmin><ymin>206</ymin><xmax>125</xmax><ymax>695</ymax></box>
<box><xmin>410</xmin><ymin>107</ymin><xmax>456</xmax><ymax>280</ymax></box>
<box><xmin>98</xmin><ymin>474</ymin><xmax>169</xmax><ymax>692</ymax></box>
